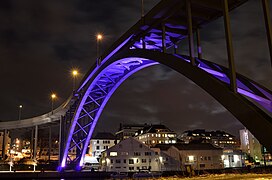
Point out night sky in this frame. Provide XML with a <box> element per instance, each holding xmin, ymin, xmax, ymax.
<box><xmin>0</xmin><ymin>0</ymin><xmax>271</xmax><ymax>137</ymax></box>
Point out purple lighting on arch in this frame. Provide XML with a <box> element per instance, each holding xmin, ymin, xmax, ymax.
<box><xmin>62</xmin><ymin>50</ymin><xmax>272</xmax><ymax>169</ymax></box>
<box><xmin>237</xmin><ymin>88</ymin><xmax>272</xmax><ymax>105</ymax></box>
<box><xmin>78</xmin><ymin>58</ymin><xmax>158</xmax><ymax>166</ymax></box>
<box><xmin>61</xmin><ymin>57</ymin><xmax>158</xmax><ymax>168</ymax></box>
<box><xmin>78</xmin><ymin>35</ymin><xmax>133</xmax><ymax>92</ymax></box>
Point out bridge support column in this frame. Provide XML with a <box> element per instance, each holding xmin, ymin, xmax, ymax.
<box><xmin>59</xmin><ymin>116</ymin><xmax>65</xmax><ymax>165</ymax></box>
<box><xmin>196</xmin><ymin>28</ymin><xmax>202</xmax><ymax>59</ymax></box>
<box><xmin>48</xmin><ymin>126</ymin><xmax>51</xmax><ymax>162</ymax></box>
<box><xmin>1</xmin><ymin>129</ymin><xmax>7</xmax><ymax>160</ymax></box>
<box><xmin>261</xmin><ymin>0</ymin><xmax>272</xmax><ymax>67</ymax></box>
<box><xmin>186</xmin><ymin>0</ymin><xmax>196</xmax><ymax>66</ymax></box>
<box><xmin>33</xmin><ymin>125</ymin><xmax>38</xmax><ymax>161</ymax></box>
<box><xmin>222</xmin><ymin>0</ymin><xmax>237</xmax><ymax>93</ymax></box>
<box><xmin>162</xmin><ymin>23</ymin><xmax>166</xmax><ymax>53</ymax></box>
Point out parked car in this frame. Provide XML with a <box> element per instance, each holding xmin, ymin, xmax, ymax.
<box><xmin>110</xmin><ymin>172</ymin><xmax>128</xmax><ymax>178</ymax></box>
<box><xmin>132</xmin><ymin>171</ymin><xmax>162</xmax><ymax>178</ymax></box>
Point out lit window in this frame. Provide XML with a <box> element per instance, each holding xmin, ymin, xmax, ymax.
<box><xmin>188</xmin><ymin>156</ymin><xmax>194</xmax><ymax>162</ymax></box>
<box><xmin>110</xmin><ymin>152</ymin><xmax>117</xmax><ymax>156</ymax></box>
<box><xmin>129</xmin><ymin>159</ymin><xmax>134</xmax><ymax>164</ymax></box>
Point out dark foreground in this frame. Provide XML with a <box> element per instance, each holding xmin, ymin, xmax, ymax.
<box><xmin>1</xmin><ymin>167</ymin><xmax>272</xmax><ymax>179</ymax></box>
<box><xmin>0</xmin><ymin>171</ymin><xmax>111</xmax><ymax>179</ymax></box>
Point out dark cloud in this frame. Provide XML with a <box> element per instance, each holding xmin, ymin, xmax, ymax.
<box><xmin>0</xmin><ymin>0</ymin><xmax>271</xmax><ymax>138</ymax></box>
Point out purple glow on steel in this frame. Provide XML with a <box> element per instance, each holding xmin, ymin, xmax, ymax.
<box><xmin>238</xmin><ymin>88</ymin><xmax>272</xmax><ymax>105</ymax></box>
<box><xmin>198</xmin><ymin>46</ymin><xmax>202</xmax><ymax>54</ymax></box>
<box><xmin>252</xmin><ymin>84</ymin><xmax>272</xmax><ymax>101</ymax></box>
<box><xmin>173</xmin><ymin>54</ymin><xmax>190</xmax><ymax>62</ymax></box>
<box><xmin>77</xmin><ymin>35</ymin><xmax>133</xmax><ymax>92</ymax></box>
<box><xmin>199</xmin><ymin>66</ymin><xmax>226</xmax><ymax>78</ymax></box>
<box><xmin>78</xmin><ymin>58</ymin><xmax>159</xmax><ymax>166</ymax></box>
<box><xmin>236</xmin><ymin>79</ymin><xmax>254</xmax><ymax>94</ymax></box>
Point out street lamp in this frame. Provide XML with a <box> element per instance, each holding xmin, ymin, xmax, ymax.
<box><xmin>51</xmin><ymin>93</ymin><xmax>57</xmax><ymax>114</ymax></box>
<box><xmin>72</xmin><ymin>69</ymin><xmax>78</xmax><ymax>92</ymax></box>
<box><xmin>18</xmin><ymin>105</ymin><xmax>23</xmax><ymax>120</ymax></box>
<box><xmin>96</xmin><ymin>34</ymin><xmax>103</xmax><ymax>66</ymax></box>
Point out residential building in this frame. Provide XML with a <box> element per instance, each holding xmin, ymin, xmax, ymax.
<box><xmin>221</xmin><ymin>149</ymin><xmax>244</xmax><ymax>168</ymax></box>
<box><xmin>100</xmin><ymin>137</ymin><xmax>169</xmax><ymax>172</ymax></box>
<box><xmin>135</xmin><ymin>124</ymin><xmax>177</xmax><ymax>147</ymax></box>
<box><xmin>0</xmin><ymin>130</ymin><xmax>11</xmax><ymax>160</ymax></box>
<box><xmin>240</xmin><ymin>128</ymin><xmax>263</xmax><ymax>162</ymax></box>
<box><xmin>115</xmin><ymin>124</ymin><xmax>146</xmax><ymax>140</ymax></box>
<box><xmin>87</xmin><ymin>132</ymin><xmax>118</xmax><ymax>165</ymax></box>
<box><xmin>154</xmin><ymin>143</ymin><xmax>223</xmax><ymax>171</ymax></box>
<box><xmin>179</xmin><ymin>129</ymin><xmax>240</xmax><ymax>150</ymax></box>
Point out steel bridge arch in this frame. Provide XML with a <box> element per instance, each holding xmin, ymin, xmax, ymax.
<box><xmin>60</xmin><ymin>49</ymin><xmax>272</xmax><ymax>170</ymax></box>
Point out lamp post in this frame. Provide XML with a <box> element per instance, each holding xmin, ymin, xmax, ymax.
<box><xmin>51</xmin><ymin>93</ymin><xmax>57</xmax><ymax>114</ymax></box>
<box><xmin>72</xmin><ymin>70</ymin><xmax>78</xmax><ymax>92</ymax></box>
<box><xmin>18</xmin><ymin>105</ymin><xmax>23</xmax><ymax>120</ymax></box>
<box><xmin>96</xmin><ymin>34</ymin><xmax>103</xmax><ymax>66</ymax></box>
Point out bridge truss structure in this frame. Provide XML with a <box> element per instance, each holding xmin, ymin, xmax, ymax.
<box><xmin>0</xmin><ymin>0</ymin><xmax>271</xmax><ymax>171</ymax></box>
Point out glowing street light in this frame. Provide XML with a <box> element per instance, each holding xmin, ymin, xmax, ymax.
<box><xmin>96</xmin><ymin>33</ymin><xmax>103</xmax><ymax>66</ymax></box>
<box><xmin>72</xmin><ymin>69</ymin><xmax>78</xmax><ymax>92</ymax></box>
<box><xmin>51</xmin><ymin>93</ymin><xmax>57</xmax><ymax>114</ymax></box>
<box><xmin>18</xmin><ymin>105</ymin><xmax>23</xmax><ymax>120</ymax></box>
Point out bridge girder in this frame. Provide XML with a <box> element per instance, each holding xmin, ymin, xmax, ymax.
<box><xmin>60</xmin><ymin>49</ymin><xmax>272</xmax><ymax>170</ymax></box>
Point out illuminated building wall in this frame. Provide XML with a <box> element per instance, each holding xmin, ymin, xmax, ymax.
<box><xmin>88</xmin><ymin>132</ymin><xmax>118</xmax><ymax>165</ymax></box>
<box><xmin>154</xmin><ymin>143</ymin><xmax>223</xmax><ymax>171</ymax></box>
<box><xmin>179</xmin><ymin>129</ymin><xmax>240</xmax><ymax>150</ymax></box>
<box><xmin>239</xmin><ymin>128</ymin><xmax>262</xmax><ymax>162</ymax></box>
<box><xmin>100</xmin><ymin>137</ymin><xmax>178</xmax><ymax>172</ymax></box>
<box><xmin>135</xmin><ymin>124</ymin><xmax>177</xmax><ymax>147</ymax></box>
<box><xmin>115</xmin><ymin>124</ymin><xmax>146</xmax><ymax>140</ymax></box>
<box><xmin>0</xmin><ymin>131</ymin><xmax>11</xmax><ymax>160</ymax></box>
<box><xmin>221</xmin><ymin>149</ymin><xmax>244</xmax><ymax>168</ymax></box>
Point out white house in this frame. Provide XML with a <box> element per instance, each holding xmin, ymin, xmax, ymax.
<box><xmin>100</xmin><ymin>137</ymin><xmax>165</xmax><ymax>172</ymax></box>
<box><xmin>154</xmin><ymin>143</ymin><xmax>224</xmax><ymax>171</ymax></box>
<box><xmin>86</xmin><ymin>132</ymin><xmax>117</xmax><ymax>166</ymax></box>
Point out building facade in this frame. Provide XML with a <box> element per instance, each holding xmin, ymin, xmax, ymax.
<box><xmin>155</xmin><ymin>143</ymin><xmax>223</xmax><ymax>171</ymax></box>
<box><xmin>240</xmin><ymin>128</ymin><xmax>263</xmax><ymax>162</ymax></box>
<box><xmin>87</xmin><ymin>132</ymin><xmax>117</xmax><ymax>165</ymax></box>
<box><xmin>115</xmin><ymin>124</ymin><xmax>146</xmax><ymax>140</ymax></box>
<box><xmin>135</xmin><ymin>124</ymin><xmax>177</xmax><ymax>147</ymax></box>
<box><xmin>0</xmin><ymin>130</ymin><xmax>11</xmax><ymax>160</ymax></box>
<box><xmin>221</xmin><ymin>149</ymin><xmax>244</xmax><ymax>168</ymax></box>
<box><xmin>100</xmin><ymin>137</ymin><xmax>166</xmax><ymax>172</ymax></box>
<box><xmin>180</xmin><ymin>129</ymin><xmax>240</xmax><ymax>150</ymax></box>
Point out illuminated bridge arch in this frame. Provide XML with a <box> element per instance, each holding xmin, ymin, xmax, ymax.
<box><xmin>60</xmin><ymin>49</ymin><xmax>272</xmax><ymax>170</ymax></box>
